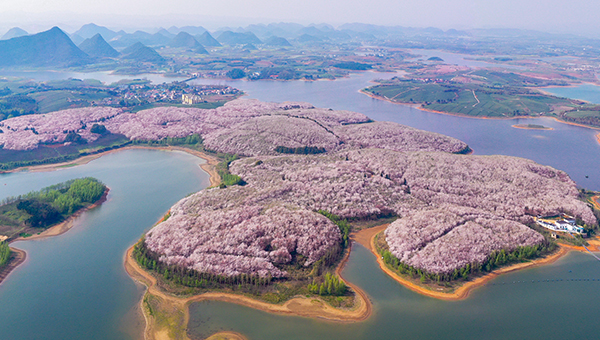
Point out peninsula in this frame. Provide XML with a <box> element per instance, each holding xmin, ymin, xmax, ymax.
<box><xmin>0</xmin><ymin>177</ymin><xmax>108</xmax><ymax>285</ymax></box>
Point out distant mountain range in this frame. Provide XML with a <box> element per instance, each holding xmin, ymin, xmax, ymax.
<box><xmin>1</xmin><ymin>27</ymin><xmax>28</xmax><ymax>40</ymax></box>
<box><xmin>0</xmin><ymin>27</ymin><xmax>90</xmax><ymax>67</ymax></box>
<box><xmin>74</xmin><ymin>23</ymin><xmax>118</xmax><ymax>41</ymax></box>
<box><xmin>217</xmin><ymin>31</ymin><xmax>262</xmax><ymax>45</ymax></box>
<box><xmin>169</xmin><ymin>32</ymin><xmax>208</xmax><ymax>54</ymax></box>
<box><xmin>120</xmin><ymin>42</ymin><xmax>165</xmax><ymax>63</ymax></box>
<box><xmin>264</xmin><ymin>36</ymin><xmax>292</xmax><ymax>47</ymax></box>
<box><xmin>196</xmin><ymin>31</ymin><xmax>221</xmax><ymax>47</ymax></box>
<box><xmin>78</xmin><ymin>34</ymin><xmax>119</xmax><ymax>58</ymax></box>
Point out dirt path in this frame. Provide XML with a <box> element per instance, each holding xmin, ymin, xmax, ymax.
<box><xmin>471</xmin><ymin>90</ymin><xmax>480</xmax><ymax>107</ymax></box>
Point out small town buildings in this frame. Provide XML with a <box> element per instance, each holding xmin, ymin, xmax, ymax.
<box><xmin>182</xmin><ymin>94</ymin><xmax>203</xmax><ymax>104</ymax></box>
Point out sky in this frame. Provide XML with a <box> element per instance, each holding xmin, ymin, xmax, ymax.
<box><xmin>1</xmin><ymin>0</ymin><xmax>599</xmax><ymax>36</ymax></box>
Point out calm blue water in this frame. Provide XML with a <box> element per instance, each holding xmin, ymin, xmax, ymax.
<box><xmin>189</xmin><ymin>244</ymin><xmax>600</xmax><ymax>340</ymax></box>
<box><xmin>0</xmin><ymin>149</ymin><xmax>209</xmax><ymax>340</ymax></box>
<box><xmin>409</xmin><ymin>49</ymin><xmax>525</xmax><ymax>69</ymax></box>
<box><xmin>543</xmin><ymin>84</ymin><xmax>600</xmax><ymax>104</ymax></box>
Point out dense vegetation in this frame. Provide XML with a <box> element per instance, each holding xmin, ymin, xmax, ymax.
<box><xmin>0</xmin><ymin>178</ymin><xmax>107</xmax><ymax>239</ymax></box>
<box><xmin>318</xmin><ymin>210</ymin><xmax>351</xmax><ymax>248</ymax></box>
<box><xmin>0</xmin><ymin>133</ymin><xmax>131</xmax><ymax>171</ymax></box>
<box><xmin>275</xmin><ymin>146</ymin><xmax>326</xmax><ymax>155</ymax></box>
<box><xmin>0</xmin><ymin>94</ymin><xmax>38</xmax><ymax>120</ymax></box>
<box><xmin>214</xmin><ymin>154</ymin><xmax>246</xmax><ymax>187</ymax></box>
<box><xmin>133</xmin><ymin>239</ymin><xmax>275</xmax><ymax>290</ymax></box>
<box><xmin>561</xmin><ymin>108</ymin><xmax>600</xmax><ymax>128</ymax></box>
<box><xmin>308</xmin><ymin>272</ymin><xmax>347</xmax><ymax>296</ymax></box>
<box><xmin>0</xmin><ymin>242</ymin><xmax>10</xmax><ymax>268</ymax></box>
<box><xmin>333</xmin><ymin>62</ymin><xmax>372</xmax><ymax>70</ymax></box>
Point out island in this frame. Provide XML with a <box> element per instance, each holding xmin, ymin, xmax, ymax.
<box><xmin>512</xmin><ymin>124</ymin><xmax>553</xmax><ymax>130</ymax></box>
<box><xmin>362</xmin><ymin>71</ymin><xmax>600</xmax><ymax>131</ymax></box>
<box><xmin>0</xmin><ymin>177</ymin><xmax>108</xmax><ymax>285</ymax></box>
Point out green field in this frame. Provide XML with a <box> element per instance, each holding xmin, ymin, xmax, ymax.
<box><xmin>29</xmin><ymin>90</ymin><xmax>111</xmax><ymax>113</ymax></box>
<box><xmin>365</xmin><ymin>80</ymin><xmax>573</xmax><ymax>118</ymax></box>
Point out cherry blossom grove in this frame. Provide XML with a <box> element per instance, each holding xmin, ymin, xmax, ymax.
<box><xmin>0</xmin><ymin>99</ymin><xmax>468</xmax><ymax>156</ymax></box>
<box><xmin>0</xmin><ymin>107</ymin><xmax>122</xmax><ymax>150</ymax></box>
<box><xmin>1</xmin><ymin>99</ymin><xmax>594</xmax><ymax>278</ymax></box>
<box><xmin>146</xmin><ymin>147</ymin><xmax>595</xmax><ymax>277</ymax></box>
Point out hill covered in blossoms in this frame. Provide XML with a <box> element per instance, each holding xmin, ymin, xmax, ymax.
<box><xmin>0</xmin><ymin>99</ymin><xmax>468</xmax><ymax>155</ymax></box>
<box><xmin>2</xmin><ymin>99</ymin><xmax>595</xmax><ymax>280</ymax></box>
<box><xmin>146</xmin><ymin>148</ymin><xmax>595</xmax><ymax>278</ymax></box>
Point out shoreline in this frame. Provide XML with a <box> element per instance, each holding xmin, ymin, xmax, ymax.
<box><xmin>352</xmin><ymin>225</ymin><xmax>579</xmax><ymax>301</ymax></box>
<box><xmin>0</xmin><ymin>247</ymin><xmax>26</xmax><ymax>287</ymax></box>
<box><xmin>591</xmin><ymin>196</ymin><xmax>600</xmax><ymax>211</ymax></box>
<box><xmin>360</xmin><ymin>89</ymin><xmax>600</xmax><ymax>133</ymax></box>
<box><xmin>124</xmin><ymin>243</ymin><xmax>372</xmax><ymax>340</ymax></box>
<box><xmin>2</xmin><ymin>145</ymin><xmax>221</xmax><ymax>180</ymax></box>
<box><xmin>0</xmin><ymin>188</ymin><xmax>109</xmax><ymax>286</ymax></box>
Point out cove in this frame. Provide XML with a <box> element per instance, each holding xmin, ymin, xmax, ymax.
<box><xmin>0</xmin><ymin>149</ymin><xmax>209</xmax><ymax>340</ymax></box>
<box><xmin>189</xmin><ymin>243</ymin><xmax>600</xmax><ymax>340</ymax></box>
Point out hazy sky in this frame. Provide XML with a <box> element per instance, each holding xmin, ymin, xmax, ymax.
<box><xmin>1</xmin><ymin>0</ymin><xmax>599</xmax><ymax>35</ymax></box>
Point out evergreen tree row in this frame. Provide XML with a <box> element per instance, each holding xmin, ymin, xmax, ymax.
<box><xmin>0</xmin><ymin>242</ymin><xmax>10</xmax><ymax>268</ymax></box>
<box><xmin>307</xmin><ymin>272</ymin><xmax>347</xmax><ymax>296</ymax></box>
<box><xmin>133</xmin><ymin>239</ymin><xmax>274</xmax><ymax>289</ymax></box>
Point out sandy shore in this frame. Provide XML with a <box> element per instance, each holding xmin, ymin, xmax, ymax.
<box><xmin>352</xmin><ymin>224</ymin><xmax>591</xmax><ymax>301</ymax></box>
<box><xmin>0</xmin><ymin>189</ymin><xmax>109</xmax><ymax>286</ymax></box>
<box><xmin>205</xmin><ymin>332</ymin><xmax>248</xmax><ymax>340</ymax></box>
<box><xmin>0</xmin><ymin>247</ymin><xmax>26</xmax><ymax>286</ymax></box>
<box><xmin>591</xmin><ymin>196</ymin><xmax>600</xmax><ymax>211</ymax></box>
<box><xmin>124</xmin><ymin>244</ymin><xmax>372</xmax><ymax>340</ymax></box>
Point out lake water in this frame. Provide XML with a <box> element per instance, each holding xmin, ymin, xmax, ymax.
<box><xmin>189</xmin><ymin>245</ymin><xmax>600</xmax><ymax>340</ymax></box>
<box><xmin>409</xmin><ymin>49</ymin><xmax>524</xmax><ymax>69</ymax></box>
<box><xmin>0</xmin><ymin>71</ymin><xmax>599</xmax><ymax>340</ymax></box>
<box><xmin>542</xmin><ymin>84</ymin><xmax>600</xmax><ymax>105</ymax></box>
<box><xmin>0</xmin><ymin>149</ymin><xmax>209</xmax><ymax>339</ymax></box>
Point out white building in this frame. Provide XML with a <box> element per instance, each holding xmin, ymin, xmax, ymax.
<box><xmin>535</xmin><ymin>214</ymin><xmax>586</xmax><ymax>235</ymax></box>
